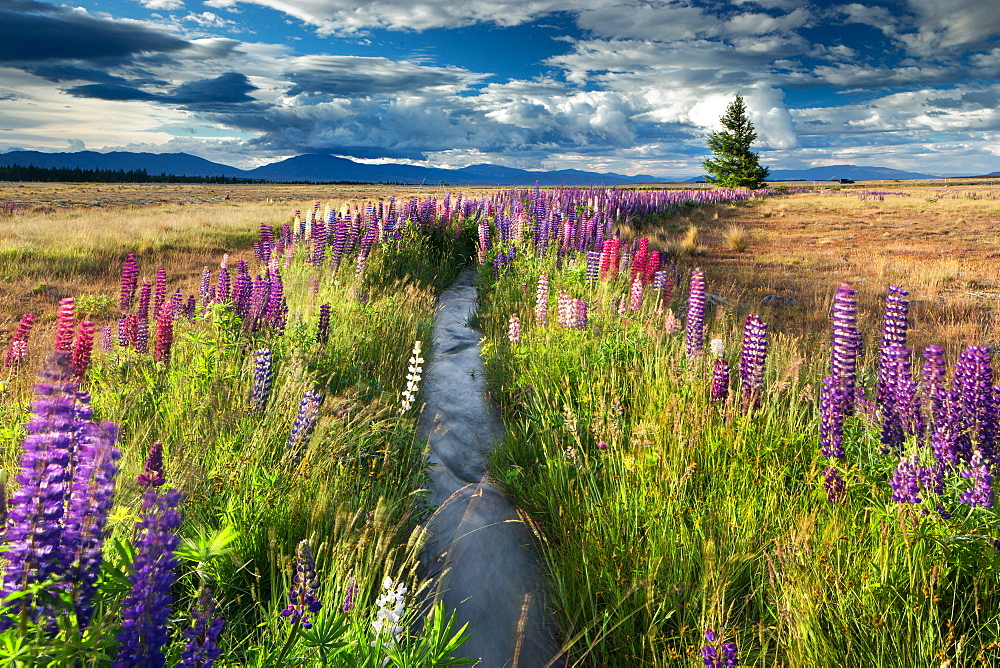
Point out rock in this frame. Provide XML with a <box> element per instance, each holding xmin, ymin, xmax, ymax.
<box><xmin>761</xmin><ymin>295</ymin><xmax>796</xmax><ymax>307</ymax></box>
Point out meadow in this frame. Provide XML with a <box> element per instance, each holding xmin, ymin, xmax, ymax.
<box><xmin>0</xmin><ymin>181</ymin><xmax>998</xmax><ymax>666</ymax></box>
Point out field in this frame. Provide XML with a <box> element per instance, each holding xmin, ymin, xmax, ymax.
<box><xmin>0</xmin><ymin>180</ymin><xmax>998</xmax><ymax>666</ymax></box>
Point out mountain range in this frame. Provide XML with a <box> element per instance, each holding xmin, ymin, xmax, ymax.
<box><xmin>0</xmin><ymin>150</ymin><xmax>969</xmax><ymax>184</ymax></box>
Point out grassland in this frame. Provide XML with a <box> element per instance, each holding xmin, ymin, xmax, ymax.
<box><xmin>1</xmin><ymin>180</ymin><xmax>998</xmax><ymax>666</ymax></box>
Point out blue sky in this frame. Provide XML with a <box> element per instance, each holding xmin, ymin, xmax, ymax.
<box><xmin>1</xmin><ymin>0</ymin><xmax>999</xmax><ymax>177</ymax></box>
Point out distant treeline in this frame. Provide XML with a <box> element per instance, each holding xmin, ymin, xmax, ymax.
<box><xmin>0</xmin><ymin>164</ymin><xmax>265</xmax><ymax>184</ymax></box>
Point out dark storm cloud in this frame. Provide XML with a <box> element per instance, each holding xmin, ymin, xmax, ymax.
<box><xmin>0</xmin><ymin>0</ymin><xmax>190</xmax><ymax>64</ymax></box>
<box><xmin>172</xmin><ymin>73</ymin><xmax>257</xmax><ymax>104</ymax></box>
<box><xmin>64</xmin><ymin>83</ymin><xmax>163</xmax><ymax>101</ymax></box>
<box><xmin>66</xmin><ymin>73</ymin><xmax>258</xmax><ymax>107</ymax></box>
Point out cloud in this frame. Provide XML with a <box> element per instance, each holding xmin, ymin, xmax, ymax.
<box><xmin>283</xmin><ymin>56</ymin><xmax>486</xmax><ymax>97</ymax></box>
<box><xmin>137</xmin><ymin>0</ymin><xmax>185</xmax><ymax>10</ymax></box>
<box><xmin>67</xmin><ymin>72</ymin><xmax>258</xmax><ymax>106</ymax></box>
<box><xmin>0</xmin><ymin>1</ymin><xmax>190</xmax><ymax>64</ymax></box>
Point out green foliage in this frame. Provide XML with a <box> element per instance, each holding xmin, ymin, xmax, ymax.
<box><xmin>478</xmin><ymin>242</ymin><xmax>1000</xmax><ymax>666</ymax></box>
<box><xmin>702</xmin><ymin>95</ymin><xmax>770</xmax><ymax>189</ymax></box>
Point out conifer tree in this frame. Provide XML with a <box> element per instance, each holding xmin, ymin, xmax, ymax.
<box><xmin>702</xmin><ymin>95</ymin><xmax>769</xmax><ymax>189</ymax></box>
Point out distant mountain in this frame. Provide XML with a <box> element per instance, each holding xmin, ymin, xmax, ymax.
<box><xmin>0</xmin><ymin>150</ymin><xmax>671</xmax><ymax>185</ymax></box>
<box><xmin>980</xmin><ymin>171</ymin><xmax>1000</xmax><ymax>178</ymax></box>
<box><xmin>244</xmin><ymin>154</ymin><xmax>670</xmax><ymax>185</ymax></box>
<box><xmin>766</xmin><ymin>164</ymin><xmax>940</xmax><ymax>181</ymax></box>
<box><xmin>0</xmin><ymin>150</ymin><xmax>248</xmax><ymax>178</ymax></box>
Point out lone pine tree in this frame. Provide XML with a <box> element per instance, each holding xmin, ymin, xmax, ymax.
<box><xmin>702</xmin><ymin>95</ymin><xmax>770</xmax><ymax>189</ymax></box>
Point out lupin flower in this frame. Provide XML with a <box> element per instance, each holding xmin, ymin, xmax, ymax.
<box><xmin>137</xmin><ymin>282</ymin><xmax>152</xmax><ymax>322</ymax></box>
<box><xmin>180</xmin><ymin>588</ymin><xmax>225</xmax><ymax>668</ymax></box>
<box><xmin>877</xmin><ymin>286</ymin><xmax>909</xmax><ymax>404</ymax></box>
<box><xmin>250</xmin><ymin>349</ymin><xmax>274</xmax><ymax>413</ymax></box>
<box><xmin>154</xmin><ymin>303</ymin><xmax>174</xmax><ymax>365</ymax></box>
<box><xmin>199</xmin><ymin>268</ymin><xmax>211</xmax><ymax>309</ymax></box>
<box><xmin>136</xmin><ymin>319</ymin><xmax>150</xmax><ymax>355</ymax></box>
<box><xmin>70</xmin><ymin>320</ymin><xmax>95</xmax><ymax>380</ymax></box>
<box><xmin>317</xmin><ymin>304</ymin><xmax>331</xmax><ymax>345</ymax></box>
<box><xmin>55</xmin><ymin>297</ymin><xmax>76</xmax><ymax>352</ymax></box>
<box><xmin>889</xmin><ymin>452</ymin><xmax>922</xmax><ymax>504</ymax></box>
<box><xmin>820</xmin><ymin>376</ymin><xmax>847</xmax><ymax>459</ymax></box>
<box><xmin>574</xmin><ymin>300</ymin><xmax>588</xmax><ymax>331</ymax></box>
<box><xmin>373</xmin><ymin>576</ymin><xmax>407</xmax><ymax>642</ymax></box>
<box><xmin>628</xmin><ymin>275</ymin><xmax>644</xmax><ymax>311</ymax></box>
<box><xmin>535</xmin><ymin>273</ymin><xmax>550</xmax><ymax>326</ymax></box>
<box><xmin>702</xmin><ymin>629</ymin><xmax>739</xmax><ymax>667</ymax></box>
<box><xmin>342</xmin><ymin>577</ymin><xmax>358</xmax><ymax>613</ymax></box>
<box><xmin>711</xmin><ymin>358</ymin><xmax>730</xmax><ymax>403</ymax></box>
<box><xmin>399</xmin><ymin>341</ymin><xmax>424</xmax><ymax>414</ymax></box>
<box><xmin>830</xmin><ymin>282</ymin><xmax>860</xmax><ymax>413</ymax></box>
<box><xmin>739</xmin><ymin>315</ymin><xmax>767</xmax><ymax>407</ymax></box>
<box><xmin>281</xmin><ymin>540</ymin><xmax>322</xmax><ymax>629</ymax></box>
<box><xmin>153</xmin><ymin>268</ymin><xmax>168</xmax><ymax>315</ymax></box>
<box><xmin>823</xmin><ymin>465</ymin><xmax>846</xmax><ymax>504</ymax></box>
<box><xmin>4</xmin><ymin>313</ymin><xmax>35</xmax><ymax>370</ymax></box>
<box><xmin>685</xmin><ymin>267</ymin><xmax>706</xmax><ymax>358</ymax></box>
<box><xmin>119</xmin><ymin>254</ymin><xmax>139</xmax><ymax>312</ymax></box>
<box><xmin>959</xmin><ymin>449</ymin><xmax>994</xmax><ymax>508</ymax></box>
<box><xmin>114</xmin><ymin>488</ymin><xmax>183</xmax><ymax>668</ymax></box>
<box><xmin>287</xmin><ymin>390</ymin><xmax>323</xmax><ymax>465</ymax></box>
<box><xmin>137</xmin><ymin>441</ymin><xmax>166</xmax><ymax>487</ymax></box>
<box><xmin>0</xmin><ymin>352</ymin><xmax>119</xmax><ymax>629</ymax></box>
<box><xmin>508</xmin><ymin>315</ymin><xmax>521</xmax><ymax>344</ymax></box>
<box><xmin>558</xmin><ymin>289</ymin><xmax>575</xmax><ymax>328</ymax></box>
<box><xmin>101</xmin><ymin>325</ymin><xmax>113</xmax><ymax>353</ymax></box>
<box><xmin>584</xmin><ymin>252</ymin><xmax>600</xmax><ymax>284</ymax></box>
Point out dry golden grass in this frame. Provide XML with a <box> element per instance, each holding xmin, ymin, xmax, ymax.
<box><xmin>654</xmin><ymin>183</ymin><xmax>1000</xmax><ymax>356</ymax></box>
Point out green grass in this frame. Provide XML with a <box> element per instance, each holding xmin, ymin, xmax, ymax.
<box><xmin>477</xmin><ymin>251</ymin><xmax>1000</xmax><ymax>667</ymax></box>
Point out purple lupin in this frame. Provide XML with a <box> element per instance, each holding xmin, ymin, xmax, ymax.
<box><xmin>685</xmin><ymin>267</ymin><xmax>706</xmax><ymax>358</ymax></box>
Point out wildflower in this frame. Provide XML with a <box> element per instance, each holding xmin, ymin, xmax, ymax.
<box><xmin>558</xmin><ymin>289</ymin><xmax>575</xmax><ymax>327</ymax></box>
<box><xmin>399</xmin><ymin>341</ymin><xmax>424</xmax><ymax>414</ymax></box>
<box><xmin>709</xmin><ymin>338</ymin><xmax>724</xmax><ymax>358</ymax></box>
<box><xmin>180</xmin><ymin>588</ymin><xmax>225</xmax><ymax>668</ymax></box>
<box><xmin>137</xmin><ymin>282</ymin><xmax>152</xmax><ymax>322</ymax></box>
<box><xmin>137</xmin><ymin>441</ymin><xmax>166</xmax><ymax>487</ymax></box>
<box><xmin>250</xmin><ymin>349</ymin><xmax>274</xmax><ymax>413</ymax></box>
<box><xmin>282</xmin><ymin>540</ymin><xmax>322</xmax><ymax>629</ymax></box>
<box><xmin>115</xmin><ymin>488</ymin><xmax>183</xmax><ymax>668</ymax></box>
<box><xmin>4</xmin><ymin>313</ymin><xmax>35</xmax><ymax>370</ymax></box>
<box><xmin>119</xmin><ymin>254</ymin><xmax>139</xmax><ymax>312</ymax></box>
<box><xmin>153</xmin><ymin>268</ymin><xmax>168</xmax><ymax>315</ymax></box>
<box><xmin>739</xmin><ymin>315</ymin><xmax>767</xmax><ymax>407</ymax></box>
<box><xmin>154</xmin><ymin>303</ymin><xmax>174</xmax><ymax>365</ymax></box>
<box><xmin>0</xmin><ymin>352</ymin><xmax>120</xmax><ymax>629</ymax></box>
<box><xmin>685</xmin><ymin>267</ymin><xmax>706</xmax><ymax>358</ymax></box>
<box><xmin>70</xmin><ymin>320</ymin><xmax>94</xmax><ymax>380</ymax></box>
<box><xmin>819</xmin><ymin>376</ymin><xmax>847</xmax><ymax>459</ymax></box>
<box><xmin>584</xmin><ymin>252</ymin><xmax>600</xmax><ymax>284</ymax></box>
<box><xmin>373</xmin><ymin>576</ymin><xmax>407</xmax><ymax>642</ymax></box>
<box><xmin>535</xmin><ymin>274</ymin><xmax>550</xmax><ymax>326</ymax></box>
<box><xmin>287</xmin><ymin>390</ymin><xmax>323</xmax><ymax>465</ymax></box>
<box><xmin>317</xmin><ymin>304</ymin><xmax>331</xmax><ymax>344</ymax></box>
<box><xmin>574</xmin><ymin>300</ymin><xmax>588</xmax><ymax>331</ymax></box>
<box><xmin>711</xmin><ymin>359</ymin><xmax>729</xmax><ymax>403</ymax></box>
<box><xmin>959</xmin><ymin>449</ymin><xmax>994</xmax><ymax>508</ymax></box>
<box><xmin>830</xmin><ymin>282</ymin><xmax>860</xmax><ymax>413</ymax></box>
<box><xmin>877</xmin><ymin>286</ymin><xmax>909</xmax><ymax>404</ymax></box>
<box><xmin>823</xmin><ymin>465</ymin><xmax>846</xmax><ymax>504</ymax></box>
<box><xmin>342</xmin><ymin>577</ymin><xmax>357</xmax><ymax>613</ymax></box>
<box><xmin>889</xmin><ymin>452</ymin><xmax>922</xmax><ymax>504</ymax></box>
<box><xmin>628</xmin><ymin>275</ymin><xmax>643</xmax><ymax>311</ymax></box>
<box><xmin>508</xmin><ymin>315</ymin><xmax>521</xmax><ymax>344</ymax></box>
<box><xmin>56</xmin><ymin>297</ymin><xmax>76</xmax><ymax>352</ymax></box>
<box><xmin>101</xmin><ymin>325</ymin><xmax>112</xmax><ymax>353</ymax></box>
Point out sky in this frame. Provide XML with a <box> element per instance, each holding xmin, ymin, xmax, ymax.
<box><xmin>1</xmin><ymin>0</ymin><xmax>999</xmax><ymax>178</ymax></box>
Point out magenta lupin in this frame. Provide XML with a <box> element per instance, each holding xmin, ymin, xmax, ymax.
<box><xmin>154</xmin><ymin>304</ymin><xmax>173</xmax><ymax>365</ymax></box>
<box><xmin>55</xmin><ymin>297</ymin><xmax>75</xmax><ymax>352</ymax></box>
<box><xmin>70</xmin><ymin>320</ymin><xmax>95</xmax><ymax>380</ymax></box>
<box><xmin>119</xmin><ymin>253</ymin><xmax>139</xmax><ymax>312</ymax></box>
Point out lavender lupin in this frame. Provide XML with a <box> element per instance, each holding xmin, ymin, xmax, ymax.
<box><xmin>535</xmin><ymin>273</ymin><xmax>550</xmax><ymax>326</ymax></box>
<box><xmin>877</xmin><ymin>286</ymin><xmax>909</xmax><ymax>404</ymax></box>
<box><xmin>739</xmin><ymin>315</ymin><xmax>767</xmax><ymax>407</ymax></box>
<box><xmin>179</xmin><ymin>588</ymin><xmax>225</xmax><ymax>668</ymax></box>
<box><xmin>711</xmin><ymin>358</ymin><xmax>730</xmax><ymax>402</ymax></box>
<box><xmin>114</xmin><ymin>488</ymin><xmax>183</xmax><ymax>668</ymax></box>
<box><xmin>959</xmin><ymin>449</ymin><xmax>994</xmax><ymax>508</ymax></box>
<box><xmin>830</xmin><ymin>282</ymin><xmax>860</xmax><ymax>413</ymax></box>
<box><xmin>286</xmin><ymin>390</ymin><xmax>323</xmax><ymax>465</ymax></box>
<box><xmin>685</xmin><ymin>267</ymin><xmax>706</xmax><ymax>358</ymax></box>
<box><xmin>281</xmin><ymin>540</ymin><xmax>322</xmax><ymax>629</ymax></box>
<box><xmin>317</xmin><ymin>304</ymin><xmax>331</xmax><ymax>345</ymax></box>
<box><xmin>250</xmin><ymin>349</ymin><xmax>274</xmax><ymax>413</ymax></box>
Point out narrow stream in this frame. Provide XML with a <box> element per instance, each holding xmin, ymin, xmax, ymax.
<box><xmin>418</xmin><ymin>267</ymin><xmax>562</xmax><ymax>667</ymax></box>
